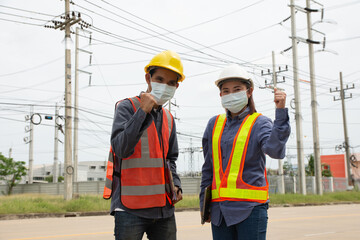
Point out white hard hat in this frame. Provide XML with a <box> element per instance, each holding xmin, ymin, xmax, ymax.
<box><xmin>215</xmin><ymin>64</ymin><xmax>254</xmax><ymax>88</ymax></box>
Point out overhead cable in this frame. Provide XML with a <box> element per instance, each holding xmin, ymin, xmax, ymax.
<box><xmin>0</xmin><ymin>4</ymin><xmax>56</xmax><ymax>17</ymax></box>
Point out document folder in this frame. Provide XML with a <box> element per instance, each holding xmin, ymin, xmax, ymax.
<box><xmin>201</xmin><ymin>185</ymin><xmax>211</xmax><ymax>224</ymax></box>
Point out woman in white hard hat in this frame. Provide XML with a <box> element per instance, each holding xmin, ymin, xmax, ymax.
<box><xmin>200</xmin><ymin>64</ymin><xmax>290</xmax><ymax>240</ymax></box>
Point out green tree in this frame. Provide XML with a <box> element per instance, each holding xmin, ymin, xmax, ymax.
<box><xmin>306</xmin><ymin>154</ymin><xmax>315</xmax><ymax>176</ymax></box>
<box><xmin>322</xmin><ymin>168</ymin><xmax>333</xmax><ymax>177</ymax></box>
<box><xmin>306</xmin><ymin>154</ymin><xmax>333</xmax><ymax>177</ymax></box>
<box><xmin>45</xmin><ymin>175</ymin><xmax>53</xmax><ymax>182</ymax></box>
<box><xmin>45</xmin><ymin>175</ymin><xmax>64</xmax><ymax>183</ymax></box>
<box><xmin>0</xmin><ymin>153</ymin><xmax>27</xmax><ymax>195</ymax></box>
<box><xmin>58</xmin><ymin>176</ymin><xmax>64</xmax><ymax>182</ymax></box>
<box><xmin>283</xmin><ymin>161</ymin><xmax>294</xmax><ymax>176</ymax></box>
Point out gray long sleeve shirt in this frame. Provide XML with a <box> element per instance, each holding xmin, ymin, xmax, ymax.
<box><xmin>110</xmin><ymin>96</ymin><xmax>181</xmax><ymax>219</ymax></box>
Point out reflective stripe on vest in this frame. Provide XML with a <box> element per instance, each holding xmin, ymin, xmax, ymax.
<box><xmin>211</xmin><ymin>112</ymin><xmax>269</xmax><ymax>203</ymax></box>
<box><xmin>103</xmin><ymin>147</ymin><xmax>115</xmax><ymax>199</ymax></box>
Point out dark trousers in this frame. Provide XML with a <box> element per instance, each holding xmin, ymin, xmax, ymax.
<box><xmin>211</xmin><ymin>203</ymin><xmax>268</xmax><ymax>240</ymax></box>
<box><xmin>114</xmin><ymin>211</ymin><xmax>176</xmax><ymax>240</ymax></box>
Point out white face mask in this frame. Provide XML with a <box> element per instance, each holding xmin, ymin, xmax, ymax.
<box><xmin>221</xmin><ymin>90</ymin><xmax>248</xmax><ymax>113</ymax></box>
<box><xmin>150</xmin><ymin>82</ymin><xmax>176</xmax><ymax>105</ymax></box>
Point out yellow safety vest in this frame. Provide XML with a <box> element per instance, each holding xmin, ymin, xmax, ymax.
<box><xmin>211</xmin><ymin>112</ymin><xmax>269</xmax><ymax>203</ymax></box>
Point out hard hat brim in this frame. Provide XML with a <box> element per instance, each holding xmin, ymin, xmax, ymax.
<box><xmin>144</xmin><ymin>65</ymin><xmax>185</xmax><ymax>82</ymax></box>
<box><xmin>215</xmin><ymin>77</ymin><xmax>254</xmax><ymax>88</ymax></box>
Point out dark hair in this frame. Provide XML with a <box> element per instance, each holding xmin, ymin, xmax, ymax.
<box><xmin>148</xmin><ymin>67</ymin><xmax>157</xmax><ymax>77</ymax></box>
<box><xmin>219</xmin><ymin>79</ymin><xmax>256</xmax><ymax>115</ymax></box>
<box><xmin>248</xmin><ymin>94</ymin><xmax>256</xmax><ymax>115</ymax></box>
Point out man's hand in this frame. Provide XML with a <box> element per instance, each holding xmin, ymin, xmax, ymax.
<box><xmin>140</xmin><ymin>92</ymin><xmax>156</xmax><ymax>113</ymax></box>
<box><xmin>173</xmin><ymin>187</ymin><xmax>183</xmax><ymax>205</ymax></box>
<box><xmin>274</xmin><ymin>88</ymin><xmax>286</xmax><ymax>109</ymax></box>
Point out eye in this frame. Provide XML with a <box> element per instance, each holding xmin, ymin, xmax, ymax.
<box><xmin>167</xmin><ymin>81</ymin><xmax>177</xmax><ymax>87</ymax></box>
<box><xmin>154</xmin><ymin>77</ymin><xmax>163</xmax><ymax>83</ymax></box>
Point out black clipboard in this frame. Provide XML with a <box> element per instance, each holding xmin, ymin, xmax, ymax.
<box><xmin>201</xmin><ymin>185</ymin><xmax>211</xmax><ymax>224</ymax></box>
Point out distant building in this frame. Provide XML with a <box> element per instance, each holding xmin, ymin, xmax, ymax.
<box><xmin>320</xmin><ymin>153</ymin><xmax>360</xmax><ymax>180</ymax></box>
<box><xmin>320</xmin><ymin>154</ymin><xmax>346</xmax><ymax>178</ymax></box>
<box><xmin>24</xmin><ymin>161</ymin><xmax>107</xmax><ymax>183</ymax></box>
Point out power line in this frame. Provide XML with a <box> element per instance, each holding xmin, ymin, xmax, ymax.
<box><xmin>0</xmin><ymin>83</ymin><xmax>65</xmax><ymax>94</ymax></box>
<box><xmin>327</xmin><ymin>36</ymin><xmax>360</xmax><ymax>43</ymax></box>
<box><xmin>0</xmin><ymin>11</ymin><xmax>49</xmax><ymax>22</ymax></box>
<box><xmin>0</xmin><ymin>4</ymin><xmax>57</xmax><ymax>17</ymax></box>
<box><xmin>0</xmin><ymin>56</ymin><xmax>63</xmax><ymax>77</ymax></box>
<box><xmin>77</xmin><ymin>0</ymin><xmax>272</xmax><ymax>71</ymax></box>
<box><xmin>75</xmin><ymin>1</ymin><xmax>291</xmax><ymax>76</ymax></box>
<box><xmin>326</xmin><ymin>1</ymin><xmax>360</xmax><ymax>11</ymax></box>
<box><xmin>0</xmin><ymin>17</ymin><xmax>44</xmax><ymax>26</ymax></box>
<box><xmin>176</xmin><ymin>132</ymin><xmax>202</xmax><ymax>139</ymax></box>
<box><xmin>77</xmin><ymin>30</ymin><xmax>155</xmax><ymax>55</ymax></box>
<box><xmin>202</xmin><ymin>22</ymin><xmax>280</xmax><ymax>49</ymax></box>
<box><xmin>91</xmin><ymin>0</ymin><xmax>264</xmax><ymax>43</ymax></box>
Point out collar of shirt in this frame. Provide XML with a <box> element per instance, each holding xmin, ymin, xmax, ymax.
<box><xmin>226</xmin><ymin>107</ymin><xmax>250</xmax><ymax>121</ymax></box>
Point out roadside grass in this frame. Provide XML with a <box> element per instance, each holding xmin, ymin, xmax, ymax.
<box><xmin>269</xmin><ymin>191</ymin><xmax>360</xmax><ymax>205</ymax></box>
<box><xmin>0</xmin><ymin>191</ymin><xmax>359</xmax><ymax>215</ymax></box>
<box><xmin>0</xmin><ymin>194</ymin><xmax>110</xmax><ymax>214</ymax></box>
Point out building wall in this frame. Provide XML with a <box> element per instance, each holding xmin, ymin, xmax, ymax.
<box><xmin>0</xmin><ymin>176</ymin><xmax>349</xmax><ymax>196</ymax></box>
<box><xmin>321</xmin><ymin>154</ymin><xmax>346</xmax><ymax>178</ymax></box>
<box><xmin>27</xmin><ymin>161</ymin><xmax>107</xmax><ymax>183</ymax></box>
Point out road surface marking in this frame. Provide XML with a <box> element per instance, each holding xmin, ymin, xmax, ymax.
<box><xmin>304</xmin><ymin>232</ymin><xmax>335</xmax><ymax>237</ymax></box>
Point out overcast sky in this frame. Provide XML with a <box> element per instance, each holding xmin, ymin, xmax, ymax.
<box><xmin>1</xmin><ymin>0</ymin><xmax>360</xmax><ymax>174</ymax></box>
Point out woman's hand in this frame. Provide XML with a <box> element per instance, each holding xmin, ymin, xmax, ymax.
<box><xmin>274</xmin><ymin>88</ymin><xmax>286</xmax><ymax>109</ymax></box>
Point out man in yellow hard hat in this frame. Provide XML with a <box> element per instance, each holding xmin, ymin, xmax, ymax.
<box><xmin>104</xmin><ymin>50</ymin><xmax>184</xmax><ymax>240</ymax></box>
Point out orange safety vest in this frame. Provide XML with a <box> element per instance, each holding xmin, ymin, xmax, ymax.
<box><xmin>103</xmin><ymin>96</ymin><xmax>174</xmax><ymax>209</ymax></box>
<box><xmin>211</xmin><ymin>112</ymin><xmax>269</xmax><ymax>203</ymax></box>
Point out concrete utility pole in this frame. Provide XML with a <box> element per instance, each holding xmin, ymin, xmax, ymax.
<box><xmin>290</xmin><ymin>0</ymin><xmax>306</xmax><ymax>195</ymax></box>
<box><xmin>339</xmin><ymin>72</ymin><xmax>352</xmax><ymax>186</ymax></box>
<box><xmin>272</xmin><ymin>51</ymin><xmax>285</xmax><ymax>194</ymax></box>
<box><xmin>74</xmin><ymin>27</ymin><xmax>92</xmax><ymax>183</ymax></box>
<box><xmin>53</xmin><ymin>103</ymin><xmax>59</xmax><ymax>183</ymax></box>
<box><xmin>48</xmin><ymin>0</ymin><xmax>84</xmax><ymax>198</ymax></box>
<box><xmin>63</xmin><ymin>0</ymin><xmax>74</xmax><ymax>200</ymax></box>
<box><xmin>261</xmin><ymin>51</ymin><xmax>289</xmax><ymax>193</ymax></box>
<box><xmin>50</xmin><ymin>0</ymin><xmax>82</xmax><ymax>199</ymax></box>
<box><xmin>74</xmin><ymin>27</ymin><xmax>79</xmax><ymax>183</ymax></box>
<box><xmin>9</xmin><ymin>148</ymin><xmax>12</xmax><ymax>158</ymax></box>
<box><xmin>28</xmin><ymin>106</ymin><xmax>34</xmax><ymax>184</ymax></box>
<box><xmin>306</xmin><ymin>0</ymin><xmax>322</xmax><ymax>195</ymax></box>
<box><xmin>330</xmin><ymin>72</ymin><xmax>355</xmax><ymax>186</ymax></box>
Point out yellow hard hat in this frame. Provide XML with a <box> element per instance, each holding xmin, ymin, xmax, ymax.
<box><xmin>144</xmin><ymin>50</ymin><xmax>185</xmax><ymax>82</ymax></box>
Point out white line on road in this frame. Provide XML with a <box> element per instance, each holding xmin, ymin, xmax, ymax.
<box><xmin>304</xmin><ymin>232</ymin><xmax>336</xmax><ymax>237</ymax></box>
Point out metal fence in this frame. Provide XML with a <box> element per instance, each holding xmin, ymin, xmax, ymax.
<box><xmin>268</xmin><ymin>176</ymin><xmax>348</xmax><ymax>194</ymax></box>
<box><xmin>0</xmin><ymin>176</ymin><xmax>348</xmax><ymax>196</ymax></box>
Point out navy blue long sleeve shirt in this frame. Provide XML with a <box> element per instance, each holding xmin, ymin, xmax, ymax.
<box><xmin>200</xmin><ymin>107</ymin><xmax>290</xmax><ymax>227</ymax></box>
<box><xmin>110</xmin><ymin>96</ymin><xmax>181</xmax><ymax>219</ymax></box>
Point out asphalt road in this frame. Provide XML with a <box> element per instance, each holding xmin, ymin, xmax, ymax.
<box><xmin>1</xmin><ymin>204</ymin><xmax>359</xmax><ymax>240</ymax></box>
